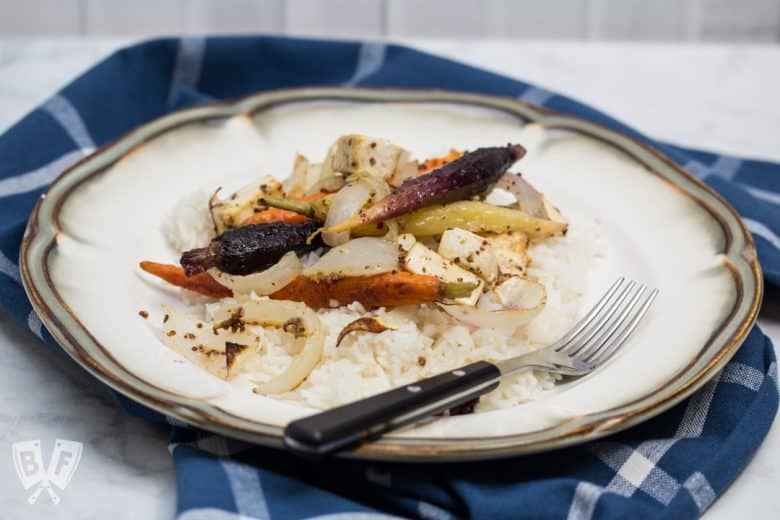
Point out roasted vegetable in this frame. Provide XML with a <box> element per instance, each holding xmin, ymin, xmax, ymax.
<box><xmin>336</xmin><ymin>316</ymin><xmax>396</xmax><ymax>346</ymax></box>
<box><xmin>496</xmin><ymin>173</ymin><xmax>548</xmax><ymax>219</ymax></box>
<box><xmin>240</xmin><ymin>207</ymin><xmax>309</xmax><ymax>225</ymax></box>
<box><xmin>270</xmin><ymin>275</ymin><xmax>331</xmax><ymax>309</ymax></box>
<box><xmin>327</xmin><ymin>271</ymin><xmax>477</xmax><ymax>309</ymax></box>
<box><xmin>260</xmin><ymin>196</ymin><xmax>328</xmax><ymax>221</ymax></box>
<box><xmin>397</xmin><ymin>201</ymin><xmax>567</xmax><ymax>238</ymax></box>
<box><xmin>142</xmin><ymin>263</ymin><xmax>326</xmax><ymax>305</ymax></box>
<box><xmin>399</xmin><ymin>236</ymin><xmax>483</xmax><ymax>306</ymax></box>
<box><xmin>140</xmin><ymin>261</ymin><xmax>232</xmax><ymax>298</ymax></box>
<box><xmin>303</xmin><ymin>237</ymin><xmax>399</xmax><ymax>281</ymax></box>
<box><xmin>208</xmin><ymin>251</ymin><xmax>302</xmax><ymax>295</ymax></box>
<box><xmin>261</xmin><ymin>196</ymin><xmax>389</xmax><ymax>238</ymax></box>
<box><xmin>328</xmin><ymin>134</ymin><xmax>411</xmax><ymax>180</ymax></box>
<box><xmin>210</xmin><ymin>300</ymin><xmax>325</xmax><ymax>394</ymax></box>
<box><xmin>274</xmin><ymin>272</ymin><xmax>478</xmax><ymax>310</ymax></box>
<box><xmin>418</xmin><ymin>149</ymin><xmax>463</xmax><ymax>175</ymax></box>
<box><xmin>484</xmin><ymin>232</ymin><xmax>529</xmax><ymax>280</ymax></box>
<box><xmin>209</xmin><ymin>176</ymin><xmax>285</xmax><ymax>233</ymax></box>
<box><xmin>161</xmin><ymin>305</ymin><xmax>255</xmax><ymax>379</ymax></box>
<box><xmin>322</xmin><ymin>181</ymin><xmax>373</xmax><ymax>246</ymax></box>
<box><xmin>180</xmin><ymin>220</ymin><xmax>321</xmax><ymax>276</ymax></box>
<box><xmin>440</xmin><ymin>277</ymin><xmax>546</xmax><ymax>335</ymax></box>
<box><xmin>438</xmin><ymin>228</ymin><xmax>499</xmax><ymax>283</ymax></box>
<box><xmin>321</xmin><ymin>144</ymin><xmax>526</xmax><ymax>233</ymax></box>
<box><xmin>441</xmin><ymin>397</ymin><xmax>479</xmax><ymax>416</ymax></box>
<box><xmin>141</xmin><ymin>265</ymin><xmax>475</xmax><ymax>311</ymax></box>
<box><xmin>284</xmin><ymin>153</ymin><xmax>320</xmax><ymax>198</ymax></box>
<box><xmin>240</xmin><ymin>192</ymin><xmax>326</xmax><ymax>226</ymax></box>
<box><xmin>257</xmin><ymin>192</ymin><xmax>329</xmax><ymax>219</ymax></box>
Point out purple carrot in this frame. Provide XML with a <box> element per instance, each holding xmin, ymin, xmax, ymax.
<box><xmin>181</xmin><ymin>220</ymin><xmax>321</xmax><ymax>276</ymax></box>
<box><xmin>322</xmin><ymin>144</ymin><xmax>525</xmax><ymax>233</ymax></box>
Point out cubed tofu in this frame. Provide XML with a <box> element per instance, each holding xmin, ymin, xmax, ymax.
<box><xmin>328</xmin><ymin>134</ymin><xmax>408</xmax><ymax>180</ymax></box>
<box><xmin>484</xmin><ymin>232</ymin><xmax>529</xmax><ymax>280</ymax></box>
<box><xmin>438</xmin><ymin>228</ymin><xmax>498</xmax><ymax>283</ymax></box>
<box><xmin>397</xmin><ymin>232</ymin><xmax>417</xmax><ymax>253</ymax></box>
<box><xmin>402</xmin><ymin>242</ymin><xmax>482</xmax><ymax>306</ymax></box>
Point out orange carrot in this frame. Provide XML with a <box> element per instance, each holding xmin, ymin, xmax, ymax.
<box><xmin>270</xmin><ymin>275</ymin><xmax>331</xmax><ymax>309</ymax></box>
<box><xmin>139</xmin><ymin>263</ymin><xmax>329</xmax><ymax>306</ymax></box>
<box><xmin>417</xmin><ymin>149</ymin><xmax>464</xmax><ymax>176</ymax></box>
<box><xmin>242</xmin><ymin>208</ymin><xmax>309</xmax><ymax>225</ymax></box>
<box><xmin>326</xmin><ymin>272</ymin><xmax>442</xmax><ymax>309</ymax></box>
<box><xmin>239</xmin><ymin>192</ymin><xmax>326</xmax><ymax>226</ymax></box>
<box><xmin>139</xmin><ymin>261</ymin><xmax>232</xmax><ymax>298</ymax></box>
<box><xmin>140</xmin><ymin>263</ymin><xmax>474</xmax><ymax>310</ymax></box>
<box><xmin>272</xmin><ymin>273</ymin><xmax>453</xmax><ymax>310</ymax></box>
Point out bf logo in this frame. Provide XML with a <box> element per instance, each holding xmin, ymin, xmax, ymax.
<box><xmin>12</xmin><ymin>439</ymin><xmax>83</xmax><ymax>504</ymax></box>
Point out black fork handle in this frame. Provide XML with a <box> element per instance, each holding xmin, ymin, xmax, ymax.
<box><xmin>283</xmin><ymin>361</ymin><xmax>502</xmax><ymax>457</ymax></box>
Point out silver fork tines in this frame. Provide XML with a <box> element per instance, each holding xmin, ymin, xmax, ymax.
<box><xmin>497</xmin><ymin>278</ymin><xmax>658</xmax><ymax>377</ymax></box>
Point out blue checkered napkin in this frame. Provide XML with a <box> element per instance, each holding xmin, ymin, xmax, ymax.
<box><xmin>0</xmin><ymin>37</ymin><xmax>777</xmax><ymax>519</ymax></box>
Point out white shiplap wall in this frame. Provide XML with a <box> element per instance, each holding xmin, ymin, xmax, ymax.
<box><xmin>0</xmin><ymin>0</ymin><xmax>778</xmax><ymax>42</ymax></box>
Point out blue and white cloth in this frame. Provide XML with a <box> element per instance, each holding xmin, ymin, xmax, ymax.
<box><xmin>0</xmin><ymin>36</ymin><xmax>778</xmax><ymax>519</ymax></box>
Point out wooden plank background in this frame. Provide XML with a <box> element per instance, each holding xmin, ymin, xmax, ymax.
<box><xmin>0</xmin><ymin>0</ymin><xmax>778</xmax><ymax>42</ymax></box>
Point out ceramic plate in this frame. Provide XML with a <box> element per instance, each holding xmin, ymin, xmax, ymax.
<box><xmin>21</xmin><ymin>89</ymin><xmax>761</xmax><ymax>461</ymax></box>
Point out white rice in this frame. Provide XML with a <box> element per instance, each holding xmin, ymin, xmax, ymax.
<box><xmin>162</xmin><ymin>189</ymin><xmax>215</xmax><ymax>252</ymax></box>
<box><xmin>162</xmin><ymin>196</ymin><xmax>603</xmax><ymax>412</ymax></box>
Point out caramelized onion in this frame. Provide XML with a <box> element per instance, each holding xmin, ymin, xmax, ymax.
<box><xmin>211</xmin><ymin>300</ymin><xmax>325</xmax><ymax>394</ymax></box>
<box><xmin>322</xmin><ymin>182</ymin><xmax>372</xmax><ymax>246</ymax></box>
<box><xmin>303</xmin><ymin>237</ymin><xmax>399</xmax><ymax>281</ymax></box>
<box><xmin>440</xmin><ymin>278</ymin><xmax>546</xmax><ymax>335</ymax></box>
<box><xmin>207</xmin><ymin>251</ymin><xmax>301</xmax><ymax>295</ymax></box>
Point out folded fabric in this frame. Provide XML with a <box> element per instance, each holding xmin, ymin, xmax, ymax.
<box><xmin>0</xmin><ymin>36</ymin><xmax>777</xmax><ymax>520</ymax></box>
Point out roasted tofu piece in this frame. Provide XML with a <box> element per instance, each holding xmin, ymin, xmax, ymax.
<box><xmin>328</xmin><ymin>134</ymin><xmax>409</xmax><ymax>180</ymax></box>
<box><xmin>438</xmin><ymin>228</ymin><xmax>499</xmax><ymax>283</ymax></box>
<box><xmin>399</xmin><ymin>234</ymin><xmax>482</xmax><ymax>306</ymax></box>
<box><xmin>484</xmin><ymin>232</ymin><xmax>529</xmax><ymax>281</ymax></box>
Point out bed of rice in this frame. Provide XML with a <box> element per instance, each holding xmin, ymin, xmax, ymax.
<box><xmin>163</xmin><ymin>191</ymin><xmax>603</xmax><ymax>412</ymax></box>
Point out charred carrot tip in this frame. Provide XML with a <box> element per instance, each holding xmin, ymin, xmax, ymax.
<box><xmin>139</xmin><ymin>260</ymin><xmax>165</xmax><ymax>274</ymax></box>
<box><xmin>139</xmin><ymin>261</ymin><xmax>231</xmax><ymax>298</ymax></box>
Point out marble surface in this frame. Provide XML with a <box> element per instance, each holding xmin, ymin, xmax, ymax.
<box><xmin>0</xmin><ymin>37</ymin><xmax>777</xmax><ymax>519</ymax></box>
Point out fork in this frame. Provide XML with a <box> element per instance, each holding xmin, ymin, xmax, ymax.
<box><xmin>284</xmin><ymin>277</ymin><xmax>658</xmax><ymax>457</ymax></box>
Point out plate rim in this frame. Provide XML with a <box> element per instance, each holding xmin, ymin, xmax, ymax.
<box><xmin>19</xmin><ymin>87</ymin><xmax>762</xmax><ymax>462</ymax></box>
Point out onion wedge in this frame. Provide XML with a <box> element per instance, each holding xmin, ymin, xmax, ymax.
<box><xmin>212</xmin><ymin>300</ymin><xmax>325</xmax><ymax>394</ymax></box>
<box><xmin>303</xmin><ymin>237</ymin><xmax>399</xmax><ymax>281</ymax></box>
<box><xmin>161</xmin><ymin>305</ymin><xmax>256</xmax><ymax>379</ymax></box>
<box><xmin>207</xmin><ymin>251</ymin><xmax>301</xmax><ymax>295</ymax></box>
<box><xmin>496</xmin><ymin>173</ymin><xmax>548</xmax><ymax>219</ymax></box>
<box><xmin>322</xmin><ymin>181</ymin><xmax>372</xmax><ymax>246</ymax></box>
<box><xmin>439</xmin><ymin>278</ymin><xmax>546</xmax><ymax>335</ymax></box>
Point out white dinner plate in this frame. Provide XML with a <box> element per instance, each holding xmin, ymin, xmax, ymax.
<box><xmin>21</xmin><ymin>88</ymin><xmax>761</xmax><ymax>461</ymax></box>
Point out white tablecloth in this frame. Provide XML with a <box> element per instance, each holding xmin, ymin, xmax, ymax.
<box><xmin>0</xmin><ymin>38</ymin><xmax>777</xmax><ymax>519</ymax></box>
